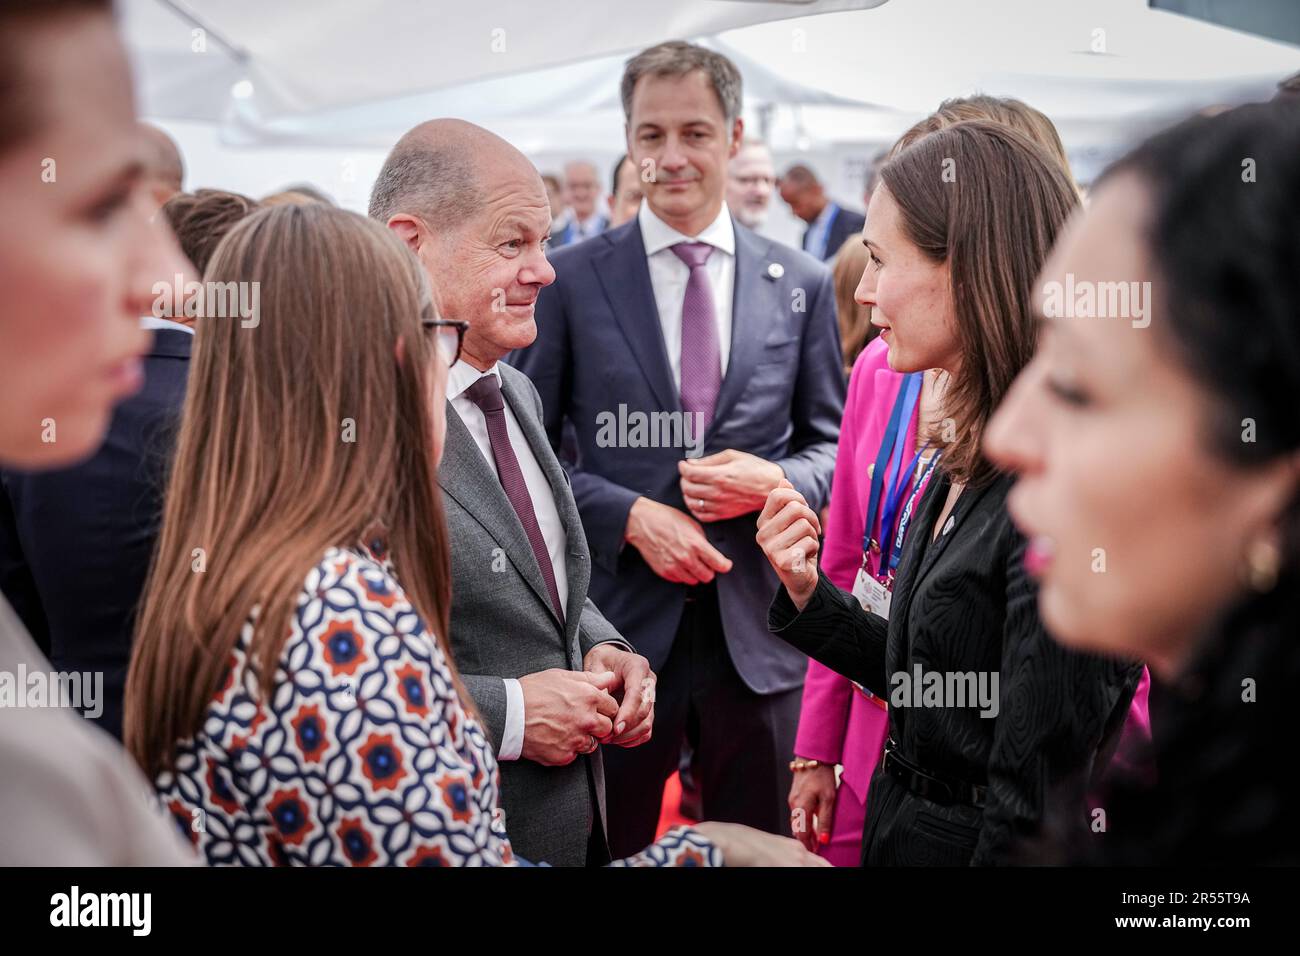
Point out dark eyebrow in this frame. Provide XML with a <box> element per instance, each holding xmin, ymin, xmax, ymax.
<box><xmin>110</xmin><ymin>159</ymin><xmax>147</xmax><ymax>190</ymax></box>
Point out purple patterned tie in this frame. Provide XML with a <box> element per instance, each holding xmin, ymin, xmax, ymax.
<box><xmin>464</xmin><ymin>374</ymin><xmax>565</xmax><ymax>625</ymax></box>
<box><xmin>671</xmin><ymin>241</ymin><xmax>722</xmax><ymax>429</ymax></box>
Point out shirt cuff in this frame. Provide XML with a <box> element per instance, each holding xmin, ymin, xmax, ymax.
<box><xmin>499</xmin><ymin>678</ymin><xmax>525</xmax><ymax>761</ymax></box>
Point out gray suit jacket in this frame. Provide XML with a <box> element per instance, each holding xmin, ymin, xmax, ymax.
<box><xmin>438</xmin><ymin>362</ymin><xmax>630</xmax><ymax>867</ymax></box>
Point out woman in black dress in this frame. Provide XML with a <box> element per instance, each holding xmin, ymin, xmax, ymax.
<box><xmin>757</xmin><ymin>120</ymin><xmax>1142</xmax><ymax>865</ymax></box>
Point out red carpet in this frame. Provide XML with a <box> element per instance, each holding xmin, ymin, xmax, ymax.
<box><xmin>655</xmin><ymin>771</ymin><xmax>697</xmax><ymax>837</ymax></box>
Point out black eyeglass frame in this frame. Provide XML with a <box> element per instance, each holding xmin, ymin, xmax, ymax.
<box><xmin>423</xmin><ymin>318</ymin><xmax>469</xmax><ymax>365</ymax></box>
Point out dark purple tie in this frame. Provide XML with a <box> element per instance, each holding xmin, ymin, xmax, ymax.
<box><xmin>464</xmin><ymin>374</ymin><xmax>565</xmax><ymax>625</ymax></box>
<box><xmin>671</xmin><ymin>241</ymin><xmax>722</xmax><ymax>429</ymax></box>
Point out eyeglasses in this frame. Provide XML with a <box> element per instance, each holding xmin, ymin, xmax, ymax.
<box><xmin>423</xmin><ymin>318</ymin><xmax>468</xmax><ymax>366</ymax></box>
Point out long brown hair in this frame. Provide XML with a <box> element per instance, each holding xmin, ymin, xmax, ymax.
<box><xmin>125</xmin><ymin>203</ymin><xmax>458</xmax><ymax>779</ymax></box>
<box><xmin>881</xmin><ymin>120</ymin><xmax>1079</xmax><ymax>487</ymax></box>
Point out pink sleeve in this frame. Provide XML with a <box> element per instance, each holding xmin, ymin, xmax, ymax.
<box><xmin>793</xmin><ymin>350</ymin><xmax>878</xmax><ymax>763</ymax></box>
<box><xmin>794</xmin><ymin>658</ymin><xmax>855</xmax><ymax>762</ymax></box>
<box><xmin>820</xmin><ymin>349</ymin><xmax>873</xmax><ymax>591</ymax></box>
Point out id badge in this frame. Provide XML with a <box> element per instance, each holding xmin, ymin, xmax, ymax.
<box><xmin>850</xmin><ymin>560</ymin><xmax>889</xmax><ymax>708</ymax></box>
<box><xmin>852</xmin><ymin>561</ymin><xmax>893</xmax><ymax>622</ymax></box>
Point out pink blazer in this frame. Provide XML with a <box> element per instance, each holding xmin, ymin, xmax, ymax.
<box><xmin>794</xmin><ymin>337</ymin><xmax>1152</xmax><ymax>802</ymax></box>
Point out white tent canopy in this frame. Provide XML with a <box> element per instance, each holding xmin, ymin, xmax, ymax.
<box><xmin>216</xmin><ymin>37</ymin><xmax>896</xmax><ymax>149</ymax></box>
<box><xmin>728</xmin><ymin>0</ymin><xmax>1298</xmax><ymax>174</ymax></box>
<box><xmin>129</xmin><ymin>0</ymin><xmax>1298</xmax><ymax>230</ymax></box>
<box><xmin>124</xmin><ymin>0</ymin><xmax>883</xmax><ymax>122</ymax></box>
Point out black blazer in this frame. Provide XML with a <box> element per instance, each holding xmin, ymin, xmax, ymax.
<box><xmin>0</xmin><ymin>327</ymin><xmax>191</xmax><ymax>741</ymax></box>
<box><xmin>802</xmin><ymin>203</ymin><xmax>866</xmax><ymax>261</ymax></box>
<box><xmin>770</xmin><ymin>470</ymin><xmax>1140</xmax><ymax>865</ymax></box>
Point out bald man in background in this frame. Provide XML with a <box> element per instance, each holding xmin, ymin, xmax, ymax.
<box><xmin>370</xmin><ymin>119</ymin><xmax>654</xmax><ymax>866</ymax></box>
<box><xmin>138</xmin><ymin>122</ymin><xmax>183</xmax><ymax>207</ymax></box>
<box><xmin>778</xmin><ymin>163</ymin><xmax>864</xmax><ymax>262</ymax></box>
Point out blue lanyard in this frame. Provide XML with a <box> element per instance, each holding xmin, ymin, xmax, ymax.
<box><xmin>862</xmin><ymin>372</ymin><xmax>923</xmax><ymax>555</ymax></box>
<box><xmin>888</xmin><ymin>448</ymin><xmax>943</xmax><ymax>576</ymax></box>
<box><xmin>879</xmin><ymin>439</ymin><xmax>931</xmax><ymax>575</ymax></box>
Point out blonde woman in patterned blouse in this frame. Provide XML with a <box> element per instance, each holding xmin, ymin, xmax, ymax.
<box><xmin>125</xmin><ymin>203</ymin><xmax>824</xmax><ymax>867</ymax></box>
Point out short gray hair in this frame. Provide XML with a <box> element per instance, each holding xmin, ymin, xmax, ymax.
<box><xmin>621</xmin><ymin>41</ymin><xmax>742</xmax><ymax>126</ymax></box>
<box><xmin>368</xmin><ymin>139</ymin><xmax>483</xmax><ymax>232</ymax></box>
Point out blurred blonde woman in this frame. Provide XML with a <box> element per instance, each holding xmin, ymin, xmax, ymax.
<box><xmin>831</xmin><ymin>235</ymin><xmax>877</xmax><ymax>374</ymax></box>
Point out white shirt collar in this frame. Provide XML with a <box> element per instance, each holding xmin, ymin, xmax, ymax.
<box><xmin>139</xmin><ymin>316</ymin><xmax>195</xmax><ymax>335</ymax></box>
<box><xmin>446</xmin><ymin>359</ymin><xmax>502</xmax><ymax>402</ymax></box>
<box><xmin>638</xmin><ymin>200</ymin><xmax>735</xmax><ymax>258</ymax></box>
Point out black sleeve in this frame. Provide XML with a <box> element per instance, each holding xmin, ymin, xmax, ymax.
<box><xmin>769</xmin><ymin>572</ymin><xmax>890</xmax><ymax>696</ymax></box>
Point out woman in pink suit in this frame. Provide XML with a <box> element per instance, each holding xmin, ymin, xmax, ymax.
<box><xmin>789</xmin><ymin>95</ymin><xmax>1153</xmax><ymax>864</ymax></box>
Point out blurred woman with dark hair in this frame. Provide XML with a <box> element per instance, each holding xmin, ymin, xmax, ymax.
<box><xmin>986</xmin><ymin>100</ymin><xmax>1300</xmax><ymax>863</ymax></box>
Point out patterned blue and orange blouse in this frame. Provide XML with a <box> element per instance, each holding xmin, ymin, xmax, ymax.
<box><xmin>154</xmin><ymin>542</ymin><xmax>720</xmax><ymax>867</ymax></box>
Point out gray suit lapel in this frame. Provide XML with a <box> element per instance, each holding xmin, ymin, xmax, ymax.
<box><xmin>498</xmin><ymin>372</ymin><xmax>589</xmax><ymax>637</ymax></box>
<box><xmin>437</xmin><ymin>400</ymin><xmax>559</xmax><ymax>629</ymax></box>
<box><xmin>711</xmin><ymin>224</ymin><xmax>782</xmax><ymax>435</ymax></box>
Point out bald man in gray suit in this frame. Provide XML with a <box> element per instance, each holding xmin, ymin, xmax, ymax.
<box><xmin>369</xmin><ymin>120</ymin><xmax>655</xmax><ymax>867</ymax></box>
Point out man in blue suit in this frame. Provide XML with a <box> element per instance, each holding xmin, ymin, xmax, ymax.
<box><xmin>514</xmin><ymin>40</ymin><xmax>845</xmax><ymax>856</ymax></box>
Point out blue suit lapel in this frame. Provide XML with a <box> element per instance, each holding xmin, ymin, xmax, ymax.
<box><xmin>591</xmin><ymin>227</ymin><xmax>681</xmax><ymax>415</ymax></box>
<box><xmin>711</xmin><ymin>223</ymin><xmax>781</xmax><ymax>435</ymax></box>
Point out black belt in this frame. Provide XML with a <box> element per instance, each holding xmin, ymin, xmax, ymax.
<box><xmin>881</xmin><ymin>738</ymin><xmax>987</xmax><ymax>809</ymax></box>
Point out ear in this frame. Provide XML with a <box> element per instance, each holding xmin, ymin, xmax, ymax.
<box><xmin>386</xmin><ymin>214</ymin><xmax>425</xmax><ymax>253</ymax></box>
<box><xmin>728</xmin><ymin>117</ymin><xmax>744</xmax><ymax>160</ymax></box>
<box><xmin>394</xmin><ymin>333</ymin><xmax>407</xmax><ymax>369</ymax></box>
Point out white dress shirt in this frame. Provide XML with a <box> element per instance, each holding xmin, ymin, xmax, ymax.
<box><xmin>638</xmin><ymin>201</ymin><xmax>735</xmax><ymax>388</ymax></box>
<box><xmin>446</xmin><ymin>360</ymin><xmax>569</xmax><ymax>761</ymax></box>
<box><xmin>139</xmin><ymin>316</ymin><xmax>195</xmax><ymax>335</ymax></box>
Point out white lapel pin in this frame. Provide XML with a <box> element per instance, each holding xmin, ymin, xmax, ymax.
<box><xmin>766</xmin><ymin>262</ymin><xmax>784</xmax><ymax>280</ymax></box>
<box><xmin>942</xmin><ymin>515</ymin><xmax>956</xmax><ymax>537</ymax></box>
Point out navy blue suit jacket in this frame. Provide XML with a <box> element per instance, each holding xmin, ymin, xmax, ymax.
<box><xmin>802</xmin><ymin>203</ymin><xmax>866</xmax><ymax>261</ymax></box>
<box><xmin>512</xmin><ymin>217</ymin><xmax>845</xmax><ymax>694</ymax></box>
<box><xmin>550</xmin><ymin>213</ymin><xmax>610</xmax><ymax>251</ymax></box>
<box><xmin>0</xmin><ymin>327</ymin><xmax>191</xmax><ymax>740</ymax></box>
